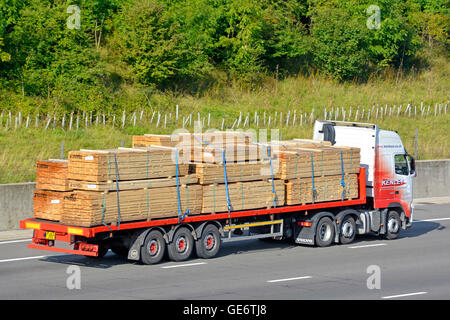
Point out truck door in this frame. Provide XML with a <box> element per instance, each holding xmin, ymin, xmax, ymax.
<box><xmin>393</xmin><ymin>154</ymin><xmax>413</xmax><ymax>204</ymax></box>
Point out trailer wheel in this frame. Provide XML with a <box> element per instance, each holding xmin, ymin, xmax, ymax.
<box><xmin>140</xmin><ymin>230</ymin><xmax>166</xmax><ymax>265</ymax></box>
<box><xmin>384</xmin><ymin>211</ymin><xmax>401</xmax><ymax>240</ymax></box>
<box><xmin>168</xmin><ymin>227</ymin><xmax>194</xmax><ymax>262</ymax></box>
<box><xmin>196</xmin><ymin>224</ymin><xmax>221</xmax><ymax>259</ymax></box>
<box><xmin>339</xmin><ymin>216</ymin><xmax>356</xmax><ymax>244</ymax></box>
<box><xmin>315</xmin><ymin>217</ymin><xmax>335</xmax><ymax>247</ymax></box>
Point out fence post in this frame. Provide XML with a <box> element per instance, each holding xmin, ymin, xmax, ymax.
<box><xmin>414</xmin><ymin>128</ymin><xmax>418</xmax><ymax>160</ymax></box>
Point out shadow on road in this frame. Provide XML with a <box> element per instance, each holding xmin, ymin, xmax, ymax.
<box><xmin>39</xmin><ymin>251</ymin><xmax>135</xmax><ymax>269</ymax></box>
<box><xmin>37</xmin><ymin>221</ymin><xmax>443</xmax><ymax>268</ymax></box>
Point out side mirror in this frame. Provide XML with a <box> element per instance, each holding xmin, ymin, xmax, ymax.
<box><xmin>406</xmin><ymin>154</ymin><xmax>416</xmax><ymax>177</ymax></box>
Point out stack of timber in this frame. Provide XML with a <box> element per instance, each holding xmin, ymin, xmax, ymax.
<box><xmin>60</xmin><ymin>146</ymin><xmax>199</xmax><ymax>227</ymax></box>
<box><xmin>33</xmin><ymin>189</ymin><xmax>66</xmax><ymax>221</ymax></box>
<box><xmin>285</xmin><ymin>174</ymin><xmax>359</xmax><ymax>205</ymax></box>
<box><xmin>132</xmin><ymin>131</ymin><xmax>252</xmax><ymax>148</ymax></box>
<box><xmin>132</xmin><ymin>132</ymin><xmax>264</xmax><ymax>164</ymax></box>
<box><xmin>36</xmin><ymin>160</ymin><xmax>71</xmax><ymax>191</ymax></box>
<box><xmin>201</xmin><ymin>180</ymin><xmax>285</xmax><ymax>214</ymax></box>
<box><xmin>61</xmin><ymin>184</ymin><xmax>202</xmax><ymax>227</ymax></box>
<box><xmin>274</xmin><ymin>145</ymin><xmax>360</xmax><ymax>180</ymax></box>
<box><xmin>33</xmin><ymin>160</ymin><xmax>71</xmax><ymax>221</ymax></box>
<box><xmin>68</xmin><ymin>147</ymin><xmax>188</xmax><ymax>182</ymax></box>
<box><xmin>276</xmin><ymin>143</ymin><xmax>361</xmax><ymax>205</ymax></box>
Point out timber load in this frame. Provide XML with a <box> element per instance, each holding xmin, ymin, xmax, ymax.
<box><xmin>32</xmin><ymin>132</ymin><xmax>361</xmax><ymax>227</ymax></box>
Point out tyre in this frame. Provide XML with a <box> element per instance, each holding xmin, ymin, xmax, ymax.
<box><xmin>339</xmin><ymin>216</ymin><xmax>356</xmax><ymax>244</ymax></box>
<box><xmin>196</xmin><ymin>224</ymin><xmax>221</xmax><ymax>259</ymax></box>
<box><xmin>140</xmin><ymin>230</ymin><xmax>166</xmax><ymax>265</ymax></box>
<box><xmin>315</xmin><ymin>217</ymin><xmax>335</xmax><ymax>247</ymax></box>
<box><xmin>384</xmin><ymin>210</ymin><xmax>401</xmax><ymax>240</ymax></box>
<box><xmin>167</xmin><ymin>227</ymin><xmax>194</xmax><ymax>262</ymax></box>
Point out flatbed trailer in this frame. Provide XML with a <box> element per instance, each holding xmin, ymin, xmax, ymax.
<box><xmin>20</xmin><ymin>121</ymin><xmax>416</xmax><ymax>264</ymax></box>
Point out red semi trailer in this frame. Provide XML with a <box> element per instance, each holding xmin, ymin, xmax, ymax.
<box><xmin>20</xmin><ymin>121</ymin><xmax>416</xmax><ymax>264</ymax></box>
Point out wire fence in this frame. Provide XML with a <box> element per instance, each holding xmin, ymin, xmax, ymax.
<box><xmin>0</xmin><ymin>102</ymin><xmax>448</xmax><ymax>132</ymax></box>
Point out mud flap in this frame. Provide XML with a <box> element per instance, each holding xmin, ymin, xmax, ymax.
<box><xmin>294</xmin><ymin>225</ymin><xmax>315</xmax><ymax>246</ymax></box>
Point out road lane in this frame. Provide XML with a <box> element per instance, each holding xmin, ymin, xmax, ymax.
<box><xmin>0</xmin><ymin>202</ymin><xmax>448</xmax><ymax>299</ymax></box>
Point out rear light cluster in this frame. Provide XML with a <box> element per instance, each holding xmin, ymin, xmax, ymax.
<box><xmin>76</xmin><ymin>242</ymin><xmax>99</xmax><ymax>253</ymax></box>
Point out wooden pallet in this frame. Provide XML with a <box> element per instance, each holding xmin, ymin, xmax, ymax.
<box><xmin>201</xmin><ymin>179</ymin><xmax>285</xmax><ymax>214</ymax></box>
<box><xmin>68</xmin><ymin>147</ymin><xmax>189</xmax><ymax>182</ymax></box>
<box><xmin>33</xmin><ymin>189</ymin><xmax>67</xmax><ymax>221</ymax></box>
<box><xmin>61</xmin><ymin>184</ymin><xmax>203</xmax><ymax>227</ymax></box>
<box><xmin>36</xmin><ymin>160</ymin><xmax>71</xmax><ymax>191</ymax></box>
<box><xmin>285</xmin><ymin>173</ymin><xmax>359</xmax><ymax>205</ymax></box>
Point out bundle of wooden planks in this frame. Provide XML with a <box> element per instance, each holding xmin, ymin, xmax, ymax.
<box><xmin>274</xmin><ymin>145</ymin><xmax>360</xmax><ymax>180</ymax></box>
<box><xmin>68</xmin><ymin>147</ymin><xmax>188</xmax><ymax>183</ymax></box>
<box><xmin>201</xmin><ymin>180</ymin><xmax>285</xmax><ymax>214</ymax></box>
<box><xmin>33</xmin><ymin>132</ymin><xmax>361</xmax><ymax>228</ymax></box>
<box><xmin>61</xmin><ymin>184</ymin><xmax>202</xmax><ymax>227</ymax></box>
<box><xmin>285</xmin><ymin>174</ymin><xmax>359</xmax><ymax>205</ymax></box>
<box><xmin>33</xmin><ymin>189</ymin><xmax>66</xmax><ymax>221</ymax></box>
<box><xmin>36</xmin><ymin>160</ymin><xmax>71</xmax><ymax>192</ymax></box>
<box><xmin>33</xmin><ymin>160</ymin><xmax>72</xmax><ymax>221</ymax></box>
<box><xmin>133</xmin><ymin>132</ymin><xmax>263</xmax><ymax>164</ymax></box>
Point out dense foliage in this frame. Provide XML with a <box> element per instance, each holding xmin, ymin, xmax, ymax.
<box><xmin>0</xmin><ymin>0</ymin><xmax>448</xmax><ymax>112</ymax></box>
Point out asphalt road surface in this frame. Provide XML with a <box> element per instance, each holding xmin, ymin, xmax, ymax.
<box><xmin>0</xmin><ymin>202</ymin><xmax>449</xmax><ymax>300</ymax></box>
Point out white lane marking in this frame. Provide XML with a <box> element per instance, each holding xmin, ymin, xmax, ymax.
<box><xmin>0</xmin><ymin>255</ymin><xmax>46</xmax><ymax>263</ymax></box>
<box><xmin>0</xmin><ymin>254</ymin><xmax>66</xmax><ymax>263</ymax></box>
<box><xmin>382</xmin><ymin>292</ymin><xmax>427</xmax><ymax>299</ymax></box>
<box><xmin>267</xmin><ymin>276</ymin><xmax>312</xmax><ymax>283</ymax></box>
<box><xmin>414</xmin><ymin>218</ymin><xmax>450</xmax><ymax>223</ymax></box>
<box><xmin>348</xmin><ymin>243</ymin><xmax>387</xmax><ymax>249</ymax></box>
<box><xmin>161</xmin><ymin>262</ymin><xmax>207</xmax><ymax>269</ymax></box>
<box><xmin>0</xmin><ymin>239</ymin><xmax>32</xmax><ymax>245</ymax></box>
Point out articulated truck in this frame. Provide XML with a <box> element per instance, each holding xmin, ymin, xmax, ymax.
<box><xmin>20</xmin><ymin>121</ymin><xmax>416</xmax><ymax>264</ymax></box>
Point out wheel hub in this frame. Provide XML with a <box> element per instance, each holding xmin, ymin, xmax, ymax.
<box><xmin>176</xmin><ymin>237</ymin><xmax>187</xmax><ymax>253</ymax></box>
<box><xmin>148</xmin><ymin>240</ymin><xmax>159</xmax><ymax>256</ymax></box>
<box><xmin>342</xmin><ymin>221</ymin><xmax>354</xmax><ymax>238</ymax></box>
<box><xmin>388</xmin><ymin>218</ymin><xmax>399</xmax><ymax>233</ymax></box>
<box><xmin>319</xmin><ymin>223</ymin><xmax>332</xmax><ymax>241</ymax></box>
<box><xmin>204</xmin><ymin>234</ymin><xmax>215</xmax><ymax>251</ymax></box>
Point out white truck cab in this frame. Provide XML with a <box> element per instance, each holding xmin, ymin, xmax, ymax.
<box><xmin>313</xmin><ymin>120</ymin><xmax>416</xmax><ymax>229</ymax></box>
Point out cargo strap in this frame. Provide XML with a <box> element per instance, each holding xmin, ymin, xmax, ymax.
<box><xmin>170</xmin><ymin>137</ymin><xmax>188</xmax><ymax>222</ymax></box>
<box><xmin>340</xmin><ymin>149</ymin><xmax>346</xmax><ymax>199</ymax></box>
<box><xmin>267</xmin><ymin>146</ymin><xmax>278</xmax><ymax>208</ymax></box>
<box><xmin>193</xmin><ymin>135</ymin><xmax>232</xmax><ymax>214</ymax></box>
<box><xmin>310</xmin><ymin>152</ymin><xmax>317</xmax><ymax>203</ymax></box>
<box><xmin>113</xmin><ymin>153</ymin><xmax>121</xmax><ymax>229</ymax></box>
<box><xmin>239</xmin><ymin>132</ymin><xmax>277</xmax><ymax>208</ymax></box>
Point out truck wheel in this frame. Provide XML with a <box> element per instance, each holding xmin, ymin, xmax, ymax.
<box><xmin>196</xmin><ymin>224</ymin><xmax>221</xmax><ymax>259</ymax></box>
<box><xmin>140</xmin><ymin>230</ymin><xmax>166</xmax><ymax>265</ymax></box>
<box><xmin>339</xmin><ymin>216</ymin><xmax>356</xmax><ymax>244</ymax></box>
<box><xmin>384</xmin><ymin>211</ymin><xmax>401</xmax><ymax>240</ymax></box>
<box><xmin>315</xmin><ymin>217</ymin><xmax>335</xmax><ymax>247</ymax></box>
<box><xmin>168</xmin><ymin>227</ymin><xmax>194</xmax><ymax>262</ymax></box>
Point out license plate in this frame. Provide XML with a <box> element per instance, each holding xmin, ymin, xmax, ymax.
<box><xmin>45</xmin><ymin>231</ymin><xmax>55</xmax><ymax>240</ymax></box>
